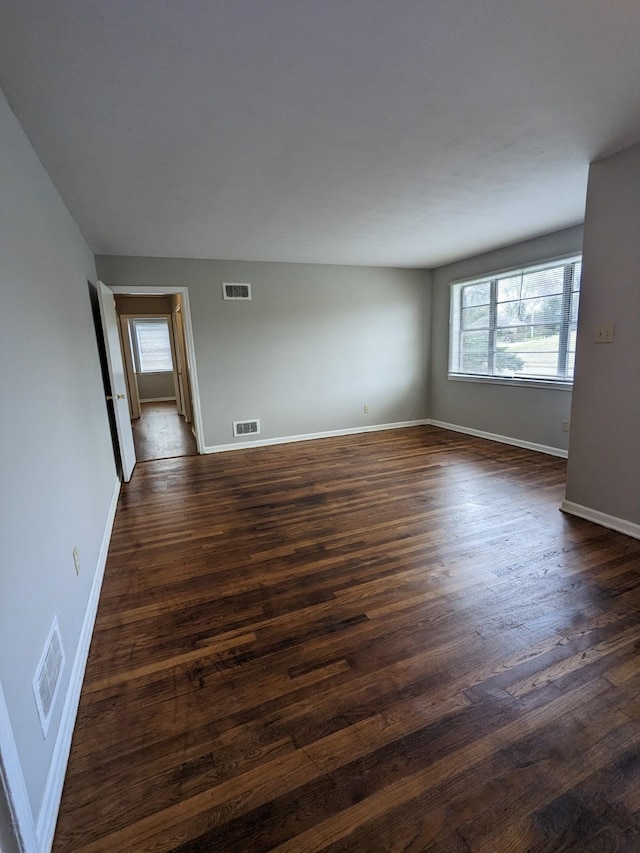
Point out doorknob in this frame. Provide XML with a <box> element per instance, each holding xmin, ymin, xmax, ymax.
<box><xmin>117</xmin><ymin>393</ymin><xmax>126</xmax><ymax>400</ymax></box>
<box><xmin>106</xmin><ymin>395</ymin><xmax>113</xmax><ymax>401</ymax></box>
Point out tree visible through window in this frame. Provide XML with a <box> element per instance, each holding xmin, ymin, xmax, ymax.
<box><xmin>130</xmin><ymin>318</ymin><xmax>173</xmax><ymax>373</ymax></box>
<box><xmin>449</xmin><ymin>256</ymin><xmax>581</xmax><ymax>382</ymax></box>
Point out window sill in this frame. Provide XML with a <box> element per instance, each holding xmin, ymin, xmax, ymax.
<box><xmin>448</xmin><ymin>374</ymin><xmax>573</xmax><ymax>391</ymax></box>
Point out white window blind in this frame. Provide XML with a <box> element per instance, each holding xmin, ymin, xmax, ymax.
<box><xmin>449</xmin><ymin>256</ymin><xmax>581</xmax><ymax>383</ymax></box>
<box><xmin>130</xmin><ymin>318</ymin><xmax>173</xmax><ymax>373</ymax></box>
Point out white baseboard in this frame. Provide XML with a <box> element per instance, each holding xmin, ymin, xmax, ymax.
<box><xmin>203</xmin><ymin>420</ymin><xmax>429</xmax><ymax>454</ymax></box>
<box><xmin>0</xmin><ymin>683</ymin><xmax>38</xmax><ymax>852</ymax></box>
<box><xmin>139</xmin><ymin>396</ymin><xmax>176</xmax><ymax>403</ymax></box>
<box><xmin>426</xmin><ymin>419</ymin><xmax>568</xmax><ymax>459</ymax></box>
<box><xmin>35</xmin><ymin>477</ymin><xmax>121</xmax><ymax>852</ymax></box>
<box><xmin>560</xmin><ymin>500</ymin><xmax>640</xmax><ymax>540</ymax></box>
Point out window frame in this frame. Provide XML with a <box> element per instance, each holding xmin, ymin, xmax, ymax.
<box><xmin>448</xmin><ymin>253</ymin><xmax>581</xmax><ymax>389</ymax></box>
<box><xmin>128</xmin><ymin>316</ymin><xmax>175</xmax><ymax>375</ymax></box>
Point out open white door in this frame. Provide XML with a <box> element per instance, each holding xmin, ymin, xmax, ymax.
<box><xmin>172</xmin><ymin>306</ymin><xmax>191</xmax><ymax>422</ymax></box>
<box><xmin>118</xmin><ymin>315</ymin><xmax>141</xmax><ymax>420</ymax></box>
<box><xmin>97</xmin><ymin>281</ymin><xmax>137</xmax><ymax>481</ymax></box>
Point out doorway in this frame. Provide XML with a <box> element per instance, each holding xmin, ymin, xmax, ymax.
<box><xmin>110</xmin><ymin>287</ymin><xmax>203</xmax><ymax>462</ymax></box>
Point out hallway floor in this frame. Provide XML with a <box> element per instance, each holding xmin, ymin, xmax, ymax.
<box><xmin>131</xmin><ymin>401</ymin><xmax>197</xmax><ymax>461</ymax></box>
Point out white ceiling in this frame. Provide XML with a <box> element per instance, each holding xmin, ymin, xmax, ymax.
<box><xmin>1</xmin><ymin>1</ymin><xmax>640</xmax><ymax>268</ymax></box>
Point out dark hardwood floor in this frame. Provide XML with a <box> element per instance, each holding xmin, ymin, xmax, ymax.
<box><xmin>53</xmin><ymin>426</ymin><xmax>640</xmax><ymax>852</ymax></box>
<box><xmin>132</xmin><ymin>401</ymin><xmax>197</xmax><ymax>461</ymax></box>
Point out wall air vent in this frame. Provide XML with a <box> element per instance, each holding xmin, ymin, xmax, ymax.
<box><xmin>223</xmin><ymin>282</ymin><xmax>252</xmax><ymax>301</ymax></box>
<box><xmin>33</xmin><ymin>616</ymin><xmax>65</xmax><ymax>737</ymax></box>
<box><xmin>233</xmin><ymin>419</ymin><xmax>261</xmax><ymax>437</ymax></box>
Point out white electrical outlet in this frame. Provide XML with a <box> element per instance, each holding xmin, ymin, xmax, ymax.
<box><xmin>562</xmin><ymin>421</ymin><xmax>570</xmax><ymax>433</ymax></box>
<box><xmin>72</xmin><ymin>546</ymin><xmax>80</xmax><ymax>575</ymax></box>
<box><xmin>364</xmin><ymin>404</ymin><xmax>370</xmax><ymax>414</ymax></box>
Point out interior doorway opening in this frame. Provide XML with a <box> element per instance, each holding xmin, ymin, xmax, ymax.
<box><xmin>110</xmin><ymin>287</ymin><xmax>204</xmax><ymax>462</ymax></box>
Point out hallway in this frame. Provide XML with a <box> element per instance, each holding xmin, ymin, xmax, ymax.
<box><xmin>131</xmin><ymin>401</ymin><xmax>197</xmax><ymax>461</ymax></box>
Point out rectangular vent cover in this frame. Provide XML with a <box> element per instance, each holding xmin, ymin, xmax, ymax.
<box><xmin>33</xmin><ymin>616</ymin><xmax>65</xmax><ymax>737</ymax></box>
<box><xmin>233</xmin><ymin>419</ymin><xmax>260</xmax><ymax>437</ymax></box>
<box><xmin>223</xmin><ymin>282</ymin><xmax>252</xmax><ymax>301</ymax></box>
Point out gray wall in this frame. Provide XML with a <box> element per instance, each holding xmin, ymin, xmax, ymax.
<box><xmin>565</xmin><ymin>145</ymin><xmax>640</xmax><ymax>524</ymax></box>
<box><xmin>137</xmin><ymin>372</ymin><xmax>175</xmax><ymax>401</ymax></box>
<box><xmin>96</xmin><ymin>257</ymin><xmax>431</xmax><ymax>448</ymax></box>
<box><xmin>114</xmin><ymin>294</ymin><xmax>173</xmax><ymax>315</ymax></box>
<box><xmin>429</xmin><ymin>225</ymin><xmax>584</xmax><ymax>452</ymax></box>
<box><xmin>0</xmin><ymin>86</ymin><xmax>117</xmax><ymax>822</ymax></box>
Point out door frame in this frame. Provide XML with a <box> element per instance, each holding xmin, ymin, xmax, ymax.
<box><xmin>171</xmin><ymin>302</ymin><xmax>193</xmax><ymax>423</ymax></box>
<box><xmin>109</xmin><ymin>286</ymin><xmax>204</xmax><ymax>454</ymax></box>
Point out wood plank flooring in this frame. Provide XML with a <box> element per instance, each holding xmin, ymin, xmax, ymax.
<box><xmin>132</xmin><ymin>401</ymin><xmax>197</xmax><ymax>461</ymax></box>
<box><xmin>53</xmin><ymin>426</ymin><xmax>640</xmax><ymax>852</ymax></box>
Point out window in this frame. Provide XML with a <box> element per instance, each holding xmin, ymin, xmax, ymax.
<box><xmin>449</xmin><ymin>255</ymin><xmax>581</xmax><ymax>384</ymax></box>
<box><xmin>129</xmin><ymin>318</ymin><xmax>173</xmax><ymax>373</ymax></box>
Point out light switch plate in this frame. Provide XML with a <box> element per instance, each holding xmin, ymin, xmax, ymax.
<box><xmin>595</xmin><ymin>323</ymin><xmax>614</xmax><ymax>343</ymax></box>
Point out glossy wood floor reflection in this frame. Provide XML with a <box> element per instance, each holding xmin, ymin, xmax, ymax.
<box><xmin>53</xmin><ymin>426</ymin><xmax>640</xmax><ymax>852</ymax></box>
<box><xmin>132</xmin><ymin>401</ymin><xmax>197</xmax><ymax>461</ymax></box>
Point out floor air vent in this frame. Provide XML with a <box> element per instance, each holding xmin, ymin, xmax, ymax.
<box><xmin>223</xmin><ymin>282</ymin><xmax>252</xmax><ymax>300</ymax></box>
<box><xmin>33</xmin><ymin>616</ymin><xmax>65</xmax><ymax>737</ymax></box>
<box><xmin>233</xmin><ymin>419</ymin><xmax>260</xmax><ymax>437</ymax></box>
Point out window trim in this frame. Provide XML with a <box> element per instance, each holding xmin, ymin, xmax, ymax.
<box><xmin>448</xmin><ymin>374</ymin><xmax>573</xmax><ymax>392</ymax></box>
<box><xmin>448</xmin><ymin>252</ymin><xmax>581</xmax><ymax>387</ymax></box>
<box><xmin>128</xmin><ymin>315</ymin><xmax>175</xmax><ymax>375</ymax></box>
